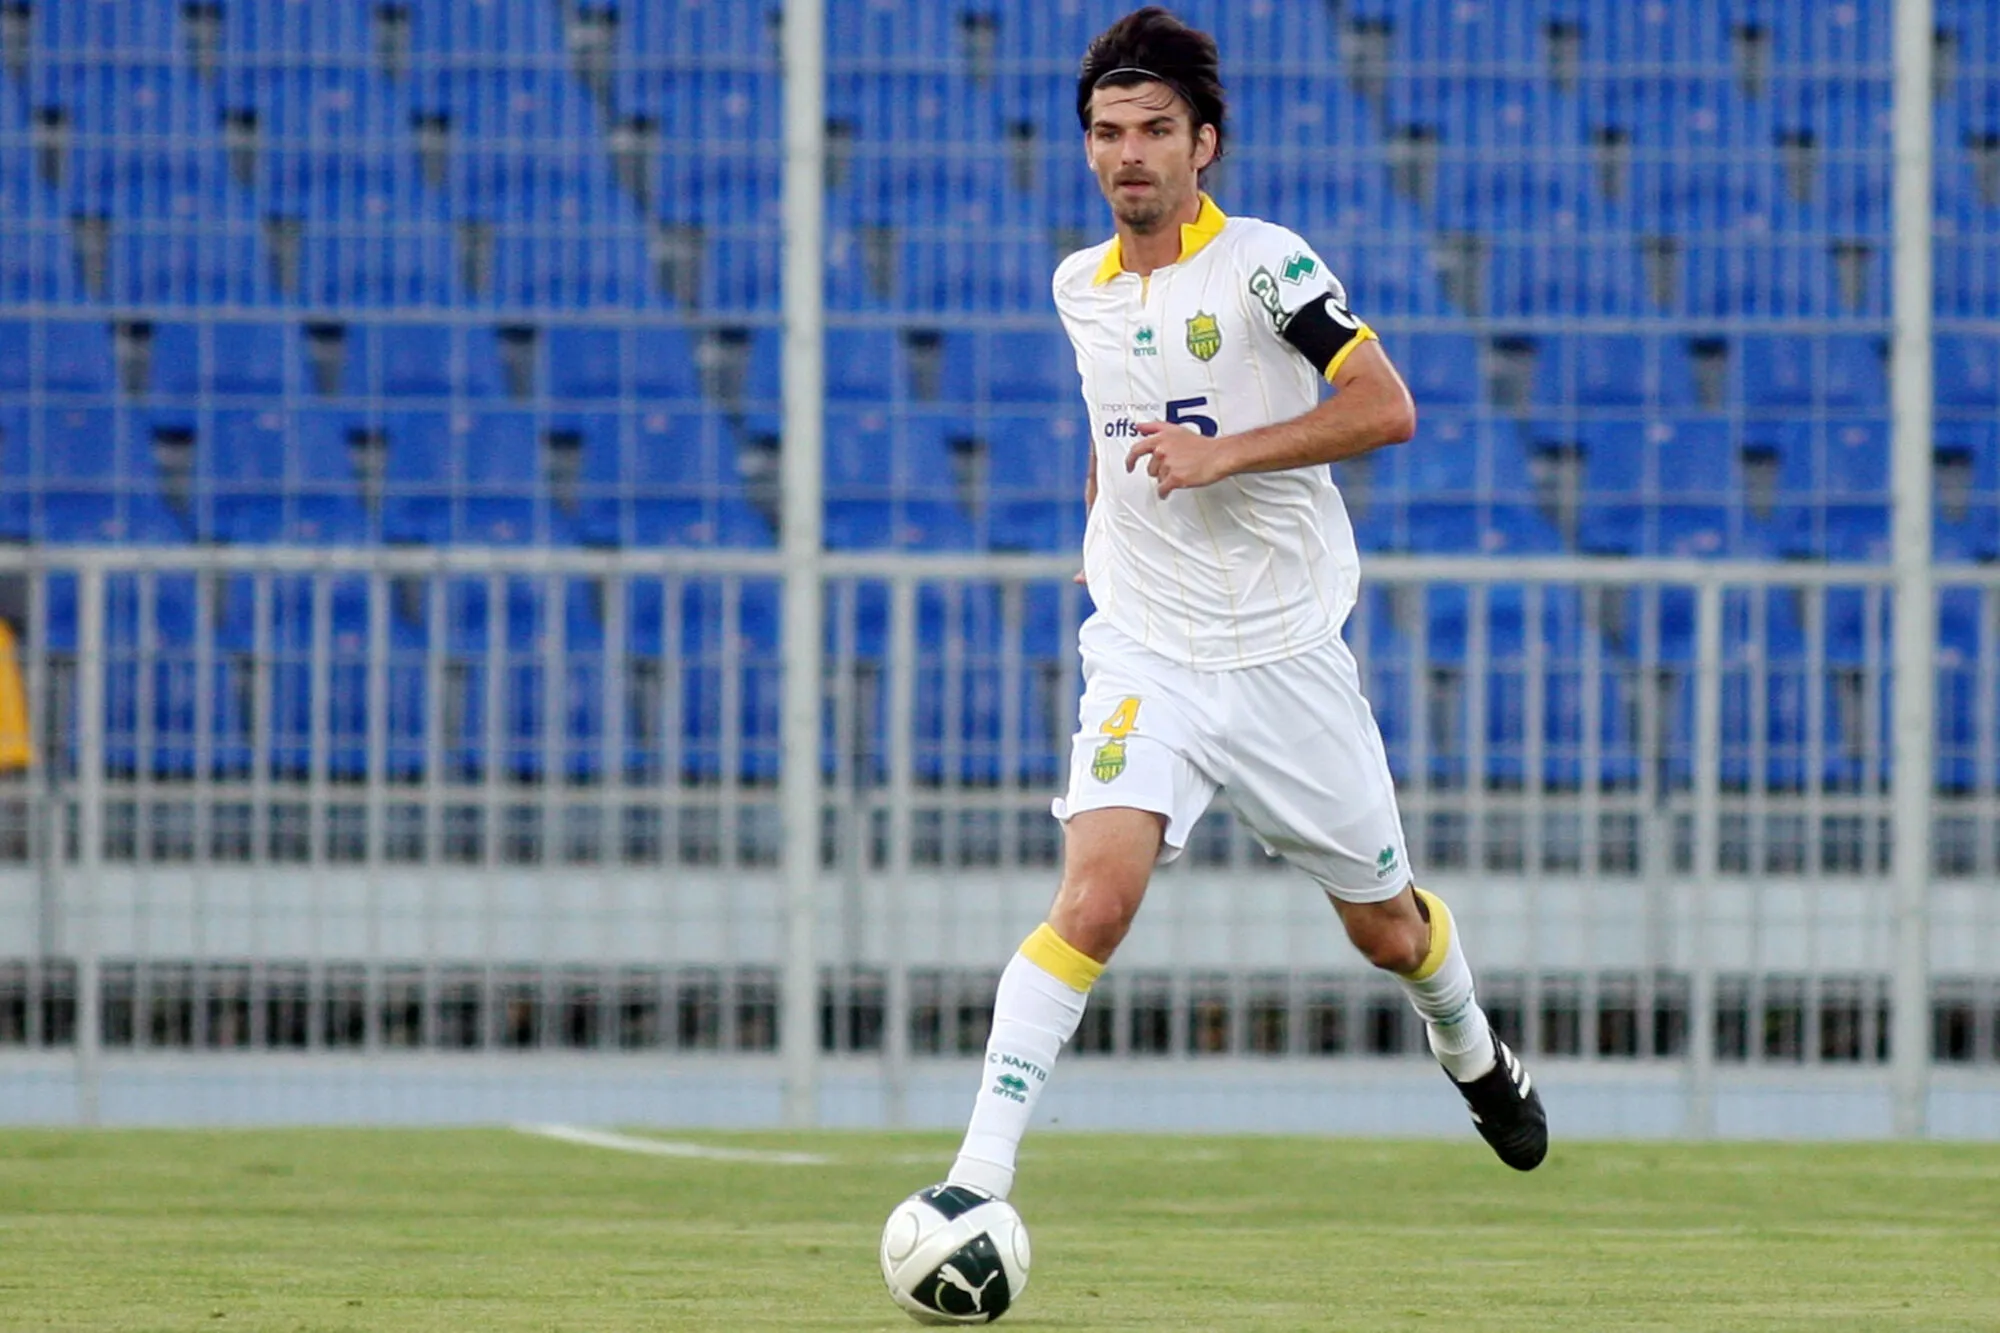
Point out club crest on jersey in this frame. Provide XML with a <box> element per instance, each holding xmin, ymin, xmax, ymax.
<box><xmin>1090</xmin><ymin>738</ymin><xmax>1127</xmax><ymax>783</ymax></box>
<box><xmin>1185</xmin><ymin>311</ymin><xmax>1222</xmax><ymax>362</ymax></box>
<box><xmin>1132</xmin><ymin>325</ymin><xmax>1158</xmax><ymax>357</ymax></box>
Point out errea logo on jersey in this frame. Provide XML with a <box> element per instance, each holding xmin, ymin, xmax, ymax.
<box><xmin>1132</xmin><ymin>325</ymin><xmax>1158</xmax><ymax>357</ymax></box>
<box><xmin>1282</xmin><ymin>252</ymin><xmax>1318</xmax><ymax>284</ymax></box>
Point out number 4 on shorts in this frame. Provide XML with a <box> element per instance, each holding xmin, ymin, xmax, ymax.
<box><xmin>1089</xmin><ymin>697</ymin><xmax>1140</xmax><ymax>783</ymax></box>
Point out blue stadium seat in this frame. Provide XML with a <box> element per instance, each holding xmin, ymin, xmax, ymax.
<box><xmin>1223</xmin><ymin>160</ymin><xmax>1399</xmax><ymax>232</ymax></box>
<box><xmin>1680</xmin><ymin>240</ymin><xmax>1862</xmax><ymax>317</ymax></box>
<box><xmin>827</xmin><ymin>71</ymin><xmax>993</xmax><ymax>146</ymax></box>
<box><xmin>623</xmin><ymin>69</ymin><xmax>779</xmax><ymax>146</ymax></box>
<box><xmin>628</xmin><ymin>410</ymin><xmax>774</xmax><ymax>548</ymax></box>
<box><xmin>1730</xmin><ymin>333</ymin><xmax>1887</xmax><ymax>408</ymax></box>
<box><xmin>1761</xmin><ymin>5</ymin><xmax>1888</xmax><ymax>66</ymax></box>
<box><xmin>1384</xmin><ymin>331</ymin><xmax>1479</xmax><ymax>407</ymax></box>
<box><xmin>952</xmin><ymin>329</ymin><xmax>1074</xmax><ymax>405</ymax></box>
<box><xmin>109</xmin><ymin>223</ymin><xmax>272</xmax><ymax>304</ymax></box>
<box><xmin>1654</xmin><ymin>429</ymin><xmax>1741</xmax><ymax>558</ymax></box>
<box><xmin>1324</xmin><ymin>238</ymin><xmax>1452</xmax><ymax>317</ymax></box>
<box><xmin>1391</xmin><ymin>4</ymin><xmax>1541</xmax><ymax>63</ymax></box>
<box><xmin>1219</xmin><ymin>80</ymin><xmax>1375</xmax><ymax>152</ymax></box>
<box><xmin>0</xmin><ymin>225</ymin><xmax>80</xmax><ymax>303</ymax></box>
<box><xmin>1585</xmin><ymin>76</ymin><xmax>1775</xmax><ymax>150</ymax></box>
<box><xmin>1552</xmin><ymin>0</ymin><xmax>1732</xmax><ymax>64</ymax></box>
<box><xmin>263</xmin><ymin>409</ymin><xmax>377</xmax><ymax>545</ymax></box>
<box><xmin>151</xmin><ymin>321</ymin><xmax>306</xmax><ymax>398</ymax></box>
<box><xmin>301</xmin><ymin>231</ymin><xmax>457</xmax><ymax>305</ymax></box>
<box><xmin>342</xmin><ymin>323</ymin><xmax>502</xmax><ymax>399</ymax></box>
<box><xmin>30</xmin><ymin>63</ymin><xmax>214</xmax><ymax>137</ymax></box>
<box><xmin>898</xmin><ymin>236</ymin><xmax>1052</xmax><ymax>312</ymax></box>
<box><xmin>986</xmin><ymin>408</ymin><xmax>1088</xmax><ymax>552</ymax></box>
<box><xmin>489</xmin><ymin>228</ymin><xmax>660</xmax><ymax>307</ymax></box>
<box><xmin>823</xmin><ymin>328</ymin><xmax>910</xmax><ymax>402</ymax></box>
<box><xmin>66</xmin><ymin>141</ymin><xmax>240</xmax><ymax>223</ymax></box>
<box><xmin>547</xmin><ymin>410</ymin><xmax>623</xmax><ymax>546</ymax></box>
<box><xmin>1935</xmin><ymin>586</ymin><xmax>1985</xmax><ymax>792</ymax></box>
<box><xmin>1936</xmin><ymin>240</ymin><xmax>2000</xmax><ymax>319</ymax></box>
<box><xmin>404</xmin><ymin>1</ymin><xmax>568</xmax><ymax>55</ymax></box>
<box><xmin>1535</xmin><ymin>334</ymin><xmax>1696</xmax><ymax>409</ymax></box>
<box><xmin>260</xmin><ymin>149</ymin><xmax>433</xmax><ymax>223</ymax></box>
<box><xmin>377</xmin><ymin>409</ymin><xmax>476</xmax><ymax>544</ymax></box>
<box><xmin>216</xmin><ymin>66</ymin><xmax>413</xmax><ymax>144</ymax></box>
<box><xmin>824</xmin><ymin>409</ymin><xmax>974</xmax><ymax>551</ymax></box>
<box><xmin>221</xmin><ymin>0</ymin><xmax>375</xmax><ymax>52</ymax></box>
<box><xmin>1937</xmin><ymin>332</ymin><xmax>2000</xmax><ymax>409</ymax></box>
<box><xmin>0</xmin><ymin>318</ymin><xmax>113</xmax><ymax>394</ymax></box>
<box><xmin>33</xmin><ymin>0</ymin><xmax>182</xmax><ymax>52</ymax></box>
<box><xmin>1391</xmin><ymin>77</ymin><xmax>1582</xmax><ymax>151</ymax></box>
<box><xmin>0</xmin><ymin>406</ymin><xmax>30</xmax><ymax>540</ymax></box>
<box><xmin>620</xmin><ymin>0</ymin><xmax>781</xmax><ymax>57</ymax></box>
<box><xmin>545</xmin><ymin>323</ymin><xmax>700</xmax><ymax>403</ymax></box>
<box><xmin>655</xmin><ymin>154</ymin><xmax>784</xmax><ymax>229</ymax></box>
<box><xmin>675</xmin><ymin>577</ymin><xmax>783</xmax><ymax>783</ymax></box>
<box><xmin>457</xmin><ymin>411</ymin><xmax>544</xmax><ymax>546</ymax></box>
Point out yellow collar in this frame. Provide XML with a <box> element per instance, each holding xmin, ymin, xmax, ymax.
<box><xmin>1090</xmin><ymin>192</ymin><xmax>1228</xmax><ymax>286</ymax></box>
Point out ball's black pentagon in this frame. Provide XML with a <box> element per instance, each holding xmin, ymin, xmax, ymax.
<box><xmin>915</xmin><ymin>1232</ymin><xmax>1012</xmax><ymax>1322</ymax></box>
<box><xmin>916</xmin><ymin>1184</ymin><xmax>993</xmax><ymax>1222</ymax></box>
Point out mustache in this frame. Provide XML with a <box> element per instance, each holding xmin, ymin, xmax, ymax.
<box><xmin>1112</xmin><ymin>172</ymin><xmax>1157</xmax><ymax>187</ymax></box>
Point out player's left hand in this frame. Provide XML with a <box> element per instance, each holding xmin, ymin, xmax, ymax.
<box><xmin>1125</xmin><ymin>421</ymin><xmax>1229</xmax><ymax>498</ymax></box>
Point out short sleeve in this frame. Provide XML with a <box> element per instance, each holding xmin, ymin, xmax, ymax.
<box><xmin>1239</xmin><ymin>225</ymin><xmax>1377</xmax><ymax>381</ymax></box>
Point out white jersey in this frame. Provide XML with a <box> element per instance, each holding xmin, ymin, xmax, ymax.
<box><xmin>1053</xmin><ymin>194</ymin><xmax>1377</xmax><ymax>671</ymax></box>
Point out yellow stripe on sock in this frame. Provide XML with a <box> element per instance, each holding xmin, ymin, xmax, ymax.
<box><xmin>1020</xmin><ymin>923</ymin><xmax>1104</xmax><ymax>993</ymax></box>
<box><xmin>1402</xmin><ymin>887</ymin><xmax>1454</xmax><ymax>982</ymax></box>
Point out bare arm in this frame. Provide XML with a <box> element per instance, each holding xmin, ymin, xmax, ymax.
<box><xmin>1215</xmin><ymin>340</ymin><xmax>1415</xmax><ymax>475</ymax></box>
<box><xmin>1125</xmin><ymin>340</ymin><xmax>1416</xmax><ymax>498</ymax></box>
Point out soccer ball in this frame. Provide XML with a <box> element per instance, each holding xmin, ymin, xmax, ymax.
<box><xmin>878</xmin><ymin>1184</ymin><xmax>1031</xmax><ymax>1325</ymax></box>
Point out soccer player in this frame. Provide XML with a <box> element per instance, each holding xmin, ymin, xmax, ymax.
<box><xmin>937</xmin><ymin>6</ymin><xmax>1547</xmax><ymax>1201</ymax></box>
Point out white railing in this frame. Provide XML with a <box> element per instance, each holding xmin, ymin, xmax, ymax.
<box><xmin>0</xmin><ymin>546</ymin><xmax>1993</xmax><ymax>1129</ymax></box>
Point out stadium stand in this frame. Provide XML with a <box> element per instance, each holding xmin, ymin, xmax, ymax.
<box><xmin>0</xmin><ymin>0</ymin><xmax>1984</xmax><ymax>796</ymax></box>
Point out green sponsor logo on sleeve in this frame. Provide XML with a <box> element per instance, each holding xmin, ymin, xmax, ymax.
<box><xmin>1248</xmin><ymin>266</ymin><xmax>1286</xmax><ymax>328</ymax></box>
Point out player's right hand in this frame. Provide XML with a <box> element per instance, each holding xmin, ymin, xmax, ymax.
<box><xmin>1072</xmin><ymin>569</ymin><xmax>1086</xmax><ymax>586</ymax></box>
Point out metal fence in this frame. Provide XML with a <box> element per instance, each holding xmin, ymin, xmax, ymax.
<box><xmin>0</xmin><ymin>549</ymin><xmax>1994</xmax><ymax>1097</ymax></box>
<box><xmin>1</xmin><ymin>2</ymin><xmax>1996</xmax><ymax>1131</ymax></box>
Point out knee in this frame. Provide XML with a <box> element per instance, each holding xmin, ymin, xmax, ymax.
<box><xmin>1344</xmin><ymin>912</ymin><xmax>1429</xmax><ymax>975</ymax></box>
<box><xmin>1048</xmin><ymin>873</ymin><xmax>1144</xmax><ymax>961</ymax></box>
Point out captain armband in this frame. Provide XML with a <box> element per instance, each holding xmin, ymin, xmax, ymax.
<box><xmin>1280</xmin><ymin>293</ymin><xmax>1378</xmax><ymax>382</ymax></box>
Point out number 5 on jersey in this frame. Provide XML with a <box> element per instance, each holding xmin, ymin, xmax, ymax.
<box><xmin>1091</xmin><ymin>696</ymin><xmax>1141</xmax><ymax>783</ymax></box>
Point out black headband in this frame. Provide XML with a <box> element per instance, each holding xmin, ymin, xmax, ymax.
<box><xmin>1091</xmin><ymin>65</ymin><xmax>1197</xmax><ymax>117</ymax></box>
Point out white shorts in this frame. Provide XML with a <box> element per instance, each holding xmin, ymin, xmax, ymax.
<box><xmin>1051</xmin><ymin>615</ymin><xmax>1412</xmax><ymax>904</ymax></box>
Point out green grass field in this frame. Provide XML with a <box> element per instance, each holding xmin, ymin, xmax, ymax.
<box><xmin>1</xmin><ymin>1128</ymin><xmax>1996</xmax><ymax>1332</ymax></box>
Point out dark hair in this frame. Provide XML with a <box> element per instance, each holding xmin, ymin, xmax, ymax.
<box><xmin>1075</xmin><ymin>7</ymin><xmax>1226</xmax><ymax>162</ymax></box>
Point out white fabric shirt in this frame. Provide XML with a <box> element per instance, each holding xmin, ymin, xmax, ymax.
<box><xmin>1053</xmin><ymin>194</ymin><xmax>1377</xmax><ymax>671</ymax></box>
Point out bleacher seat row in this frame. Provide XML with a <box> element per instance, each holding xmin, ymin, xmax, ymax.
<box><xmin>0</xmin><ymin>0</ymin><xmax>1995</xmax><ymax>793</ymax></box>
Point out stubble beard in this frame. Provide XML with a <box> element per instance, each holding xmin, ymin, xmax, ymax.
<box><xmin>1106</xmin><ymin>178</ymin><xmax>1187</xmax><ymax>234</ymax></box>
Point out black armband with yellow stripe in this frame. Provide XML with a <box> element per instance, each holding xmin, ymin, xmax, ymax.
<box><xmin>1282</xmin><ymin>293</ymin><xmax>1378</xmax><ymax>383</ymax></box>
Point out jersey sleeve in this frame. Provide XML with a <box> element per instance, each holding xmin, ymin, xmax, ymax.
<box><xmin>1239</xmin><ymin>225</ymin><xmax>1378</xmax><ymax>383</ymax></box>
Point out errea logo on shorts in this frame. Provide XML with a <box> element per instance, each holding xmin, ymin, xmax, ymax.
<box><xmin>1374</xmin><ymin>845</ymin><xmax>1399</xmax><ymax>878</ymax></box>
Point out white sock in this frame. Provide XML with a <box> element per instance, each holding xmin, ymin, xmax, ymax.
<box><xmin>948</xmin><ymin>924</ymin><xmax>1101</xmax><ymax>1200</ymax></box>
<box><xmin>1397</xmin><ymin>887</ymin><xmax>1497</xmax><ymax>1083</ymax></box>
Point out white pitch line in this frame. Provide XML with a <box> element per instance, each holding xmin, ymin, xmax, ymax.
<box><xmin>515</xmin><ymin>1123</ymin><xmax>831</xmax><ymax>1166</ymax></box>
